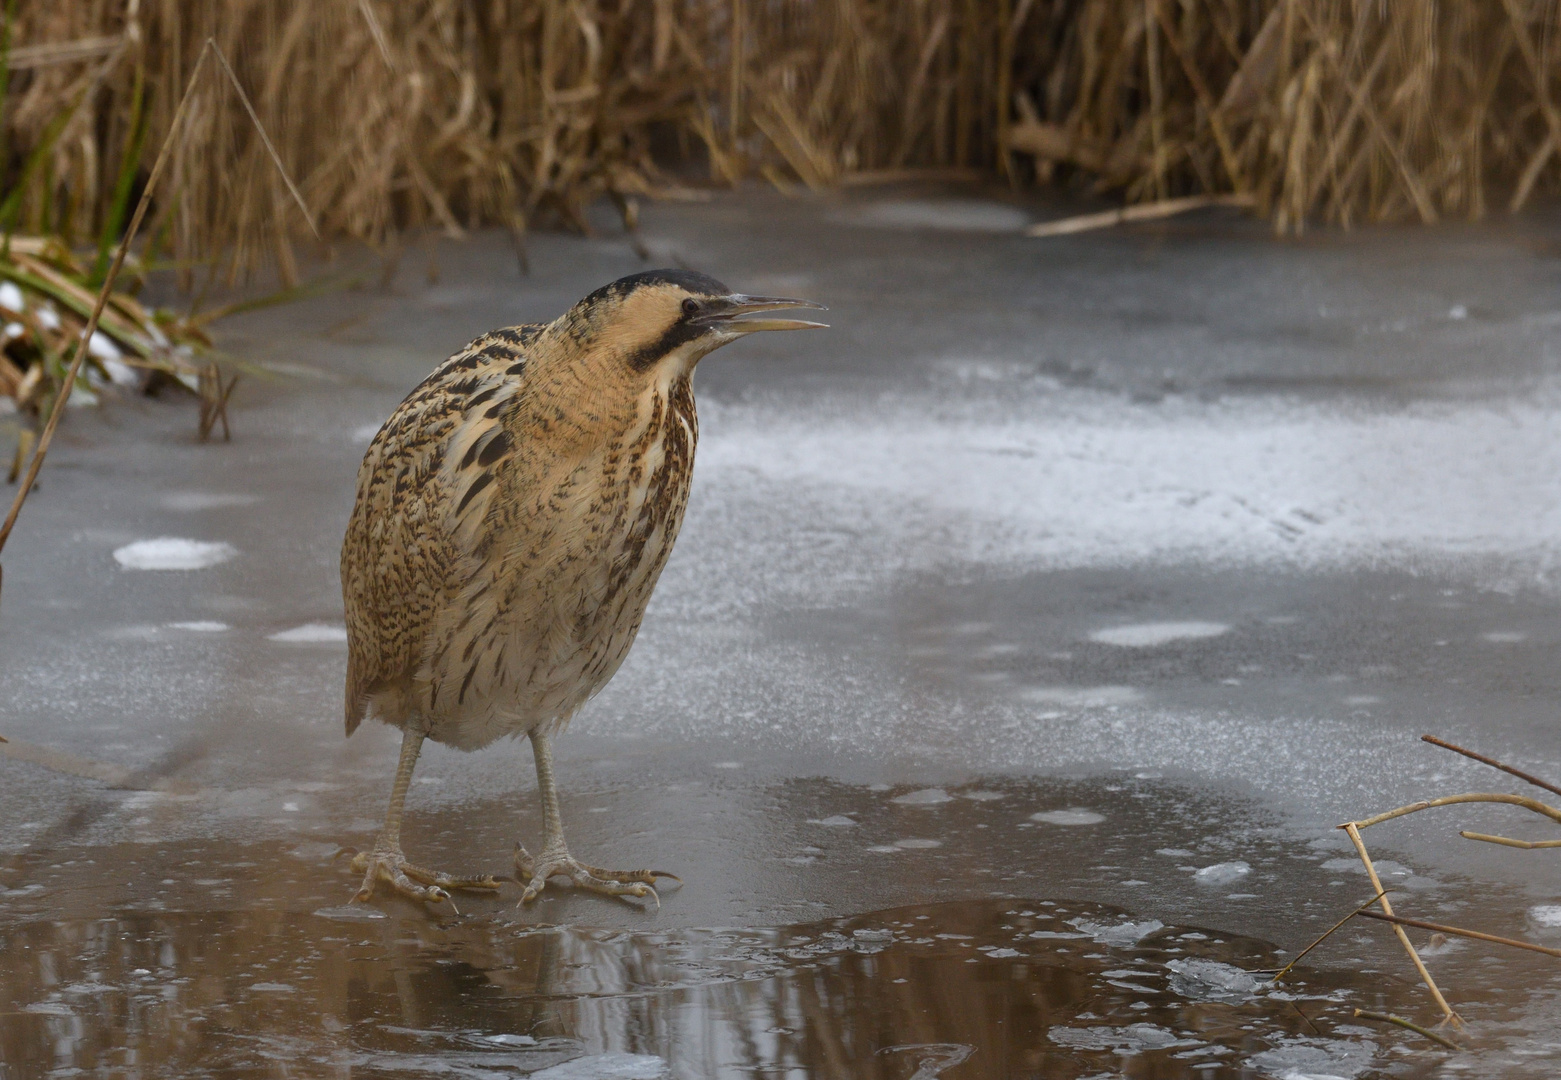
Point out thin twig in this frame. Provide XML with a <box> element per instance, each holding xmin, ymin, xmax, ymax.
<box><xmin>1342</xmin><ymin>823</ymin><xmax>1460</xmax><ymax>1025</ymax></box>
<box><xmin>1352</xmin><ymin>1009</ymin><xmax>1462</xmax><ymax>1051</ymax></box>
<box><xmin>0</xmin><ymin>37</ymin><xmax>316</xmax><ymax>561</ymax></box>
<box><xmin>208</xmin><ymin>41</ymin><xmax>320</xmax><ymax>240</ymax></box>
<box><xmin>1272</xmin><ymin>889</ymin><xmax>1392</xmax><ymax>983</ymax></box>
<box><xmin>1354</xmin><ymin>910</ymin><xmax>1561</xmax><ymax>960</ymax></box>
<box><xmin>1422</xmin><ymin>735</ymin><xmax>1561</xmax><ymax>800</ymax></box>
<box><xmin>1025</xmin><ymin>194</ymin><xmax>1254</xmax><ymax>238</ymax></box>
<box><xmin>1351</xmin><ymin>793</ymin><xmax>1561</xmax><ymax>831</ymax></box>
<box><xmin>1460</xmin><ymin>831</ymin><xmax>1561</xmax><ymax>850</ymax></box>
<box><xmin>0</xmin><ymin>43</ymin><xmax>215</xmax><ymax>558</ymax></box>
<box><xmin>356</xmin><ymin>0</ymin><xmax>396</xmax><ymax>69</ymax></box>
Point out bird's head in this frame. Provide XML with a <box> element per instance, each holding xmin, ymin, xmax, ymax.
<box><xmin>560</xmin><ymin>269</ymin><xmax>826</xmax><ymax>376</ymax></box>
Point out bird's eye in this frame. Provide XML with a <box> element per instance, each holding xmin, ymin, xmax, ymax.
<box><xmin>681</xmin><ymin>298</ymin><xmax>700</xmax><ymax>317</ymax></box>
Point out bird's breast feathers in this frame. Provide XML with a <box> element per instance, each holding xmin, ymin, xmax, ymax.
<box><xmin>343</xmin><ymin>327</ymin><xmax>699</xmax><ymax>747</ymax></box>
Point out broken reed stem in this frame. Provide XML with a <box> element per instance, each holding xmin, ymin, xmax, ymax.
<box><xmin>1422</xmin><ymin>735</ymin><xmax>1561</xmax><ymax>800</ymax></box>
<box><xmin>1354</xmin><ymin>909</ymin><xmax>1561</xmax><ymax>960</ymax></box>
<box><xmin>1351</xmin><ymin>793</ymin><xmax>1561</xmax><ymax>831</ymax></box>
<box><xmin>0</xmin><ymin>44</ymin><xmax>215</xmax><ymax>558</ymax></box>
<box><xmin>1460</xmin><ymin>830</ymin><xmax>1561</xmax><ymax>849</ymax></box>
<box><xmin>1352</xmin><ymin>1009</ymin><xmax>1462</xmax><ymax>1052</ymax></box>
<box><xmin>1342</xmin><ymin>822</ymin><xmax>1461</xmax><ymax>1026</ymax></box>
<box><xmin>1271</xmin><ymin>889</ymin><xmax>1391</xmax><ymax>984</ymax></box>
<box><xmin>208</xmin><ymin>41</ymin><xmax>320</xmax><ymax>241</ymax></box>
<box><xmin>1025</xmin><ymin>193</ymin><xmax>1254</xmax><ymax>237</ymax></box>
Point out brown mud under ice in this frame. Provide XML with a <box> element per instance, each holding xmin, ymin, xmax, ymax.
<box><xmin>0</xmin><ymin>866</ymin><xmax>1452</xmax><ymax>1079</ymax></box>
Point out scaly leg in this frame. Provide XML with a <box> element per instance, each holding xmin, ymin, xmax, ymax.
<box><xmin>515</xmin><ymin>731</ymin><xmax>678</xmax><ymax>905</ymax></box>
<box><xmin>352</xmin><ymin>728</ymin><xmax>502</xmax><ymax>905</ymax></box>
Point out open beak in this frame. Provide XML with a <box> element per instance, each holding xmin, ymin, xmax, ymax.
<box><xmin>695</xmin><ymin>294</ymin><xmax>828</xmax><ymax>334</ymax></box>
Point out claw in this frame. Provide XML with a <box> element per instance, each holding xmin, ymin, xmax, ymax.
<box><xmin>513</xmin><ymin>843</ymin><xmax>673</xmax><ymax>907</ymax></box>
<box><xmin>351</xmin><ymin>847</ymin><xmax>501</xmax><ymax>907</ymax></box>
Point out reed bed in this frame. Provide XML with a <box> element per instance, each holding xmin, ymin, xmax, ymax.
<box><xmin>5</xmin><ymin>0</ymin><xmax>1561</xmax><ymax>281</ymax></box>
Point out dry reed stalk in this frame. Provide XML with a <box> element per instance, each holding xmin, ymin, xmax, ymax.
<box><xmin>0</xmin><ymin>36</ymin><xmax>311</xmax><ymax>566</ymax></box>
<box><xmin>1321</xmin><ymin>734</ymin><xmax>1561</xmax><ymax>1030</ymax></box>
<box><xmin>6</xmin><ymin>0</ymin><xmax>1561</xmax><ymax>266</ymax></box>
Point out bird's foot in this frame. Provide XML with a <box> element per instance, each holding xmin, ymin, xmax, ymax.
<box><xmin>514</xmin><ymin>842</ymin><xmax>679</xmax><ymax>906</ymax></box>
<box><xmin>350</xmin><ymin>847</ymin><xmax>503</xmax><ymax>907</ymax></box>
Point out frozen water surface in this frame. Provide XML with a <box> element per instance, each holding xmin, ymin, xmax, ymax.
<box><xmin>4</xmin><ymin>187</ymin><xmax>1561</xmax><ymax>1074</ymax></box>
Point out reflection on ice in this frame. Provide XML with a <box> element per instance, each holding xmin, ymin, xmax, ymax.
<box><xmin>0</xmin><ymin>896</ymin><xmax>1460</xmax><ymax>1079</ymax></box>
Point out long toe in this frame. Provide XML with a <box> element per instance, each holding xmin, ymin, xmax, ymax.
<box><xmin>515</xmin><ymin>848</ymin><xmax>675</xmax><ymax>906</ymax></box>
<box><xmin>351</xmin><ymin>850</ymin><xmax>497</xmax><ymax>906</ymax></box>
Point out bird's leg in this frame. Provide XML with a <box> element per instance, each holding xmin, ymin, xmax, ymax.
<box><xmin>352</xmin><ymin>728</ymin><xmax>502</xmax><ymax>905</ymax></box>
<box><xmin>515</xmin><ymin>731</ymin><xmax>677</xmax><ymax>905</ymax></box>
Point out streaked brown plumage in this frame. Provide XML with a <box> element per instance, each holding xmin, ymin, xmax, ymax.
<box><xmin>341</xmin><ymin>269</ymin><xmax>824</xmax><ymax>906</ymax></box>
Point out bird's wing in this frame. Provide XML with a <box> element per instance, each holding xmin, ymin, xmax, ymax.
<box><xmin>341</xmin><ymin>326</ymin><xmax>538</xmax><ymax>734</ymax></box>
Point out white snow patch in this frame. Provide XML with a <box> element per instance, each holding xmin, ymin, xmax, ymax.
<box><xmin>1528</xmin><ymin>905</ymin><xmax>1561</xmax><ymax>932</ymax></box>
<box><xmin>893</xmin><ymin>838</ymin><xmax>942</xmax><ymax>849</ymax></box>
<box><xmin>809</xmin><ymin>815</ymin><xmax>857</xmax><ymax>827</ymax></box>
<box><xmin>113</xmin><ymin>538</ymin><xmax>236</xmax><ymax>571</ymax></box>
<box><xmin>268</xmin><ymin>623</ymin><xmax>348</xmax><ymax>644</ymax></box>
<box><xmin>167</xmin><ymin>621</ymin><xmax>230</xmax><ymax>632</ymax></box>
<box><xmin>352</xmin><ymin>422</ymin><xmax>384</xmax><ymax>442</ymax></box>
<box><xmin>1481</xmin><ymin>630</ymin><xmax>1527</xmax><ymax>643</ymax></box>
<box><xmin>1090</xmin><ymin>621</ymin><xmax>1231</xmax><ymax>647</ymax></box>
<box><xmin>1193</xmin><ymin>861</ymin><xmax>1251</xmax><ymax>885</ymax></box>
<box><xmin>0</xmin><ymin>281</ymin><xmax>23</xmax><ymax>311</ymax></box>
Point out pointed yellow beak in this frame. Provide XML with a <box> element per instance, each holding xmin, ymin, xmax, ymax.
<box><xmin>696</xmin><ymin>294</ymin><xmax>829</xmax><ymax>334</ymax></box>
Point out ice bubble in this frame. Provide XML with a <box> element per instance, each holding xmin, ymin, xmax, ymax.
<box><xmin>114</xmin><ymin>538</ymin><xmax>236</xmax><ymax>571</ymax></box>
<box><xmin>1193</xmin><ymin>861</ymin><xmax>1251</xmax><ymax>885</ymax></box>
<box><xmin>1049</xmin><ymin>1023</ymin><xmax>1197</xmax><ymax>1053</ymax></box>
<box><xmin>1167</xmin><ymin>958</ymin><xmax>1261</xmax><ymax>1002</ymax></box>
<box><xmin>1031</xmin><ymin>808</ymin><xmax>1105</xmax><ymax>826</ymax></box>
<box><xmin>1090</xmin><ymin>621</ymin><xmax>1230</xmax><ymax>647</ymax></box>
<box><xmin>1246</xmin><ymin>1037</ymin><xmax>1377</xmax><ymax>1080</ymax></box>
<box><xmin>530</xmin><ymin>1053</ymin><xmax>670</xmax><ymax>1080</ymax></box>
<box><xmin>268</xmin><ymin>623</ymin><xmax>348</xmax><ymax>643</ymax></box>
<box><xmin>1069</xmin><ymin>917</ymin><xmax>1165</xmax><ymax>946</ymax></box>
<box><xmin>891</xmin><ymin>787</ymin><xmax>954</xmax><ymax>805</ymax></box>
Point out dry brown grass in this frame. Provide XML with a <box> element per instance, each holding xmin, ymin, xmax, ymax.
<box><xmin>6</xmin><ymin>0</ymin><xmax>1561</xmax><ymax>271</ymax></box>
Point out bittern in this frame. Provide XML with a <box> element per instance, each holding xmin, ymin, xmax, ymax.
<box><xmin>341</xmin><ymin>270</ymin><xmax>825</xmax><ymax>906</ymax></box>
